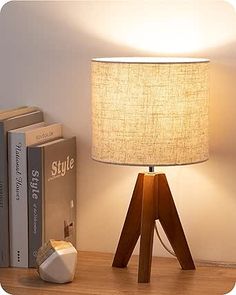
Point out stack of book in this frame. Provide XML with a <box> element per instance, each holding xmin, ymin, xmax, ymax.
<box><xmin>0</xmin><ymin>106</ymin><xmax>76</xmax><ymax>268</ymax></box>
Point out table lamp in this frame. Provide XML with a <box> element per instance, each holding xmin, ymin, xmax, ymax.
<box><xmin>91</xmin><ymin>57</ymin><xmax>209</xmax><ymax>283</ymax></box>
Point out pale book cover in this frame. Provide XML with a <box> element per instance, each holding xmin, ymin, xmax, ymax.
<box><xmin>0</xmin><ymin>106</ymin><xmax>26</xmax><ymax>115</ymax></box>
<box><xmin>0</xmin><ymin>108</ymin><xmax>43</xmax><ymax>267</ymax></box>
<box><xmin>8</xmin><ymin>123</ymin><xmax>62</xmax><ymax>267</ymax></box>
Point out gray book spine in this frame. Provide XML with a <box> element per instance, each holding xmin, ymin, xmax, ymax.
<box><xmin>0</xmin><ymin>111</ymin><xmax>43</xmax><ymax>267</ymax></box>
<box><xmin>28</xmin><ymin>146</ymin><xmax>43</xmax><ymax>268</ymax></box>
<box><xmin>28</xmin><ymin>137</ymin><xmax>77</xmax><ymax>268</ymax></box>
<box><xmin>0</xmin><ymin>122</ymin><xmax>9</xmax><ymax>267</ymax></box>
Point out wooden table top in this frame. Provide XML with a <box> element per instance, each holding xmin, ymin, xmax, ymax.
<box><xmin>0</xmin><ymin>251</ymin><xmax>235</xmax><ymax>294</ymax></box>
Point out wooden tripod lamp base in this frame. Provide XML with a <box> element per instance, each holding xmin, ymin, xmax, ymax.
<box><xmin>112</xmin><ymin>173</ymin><xmax>195</xmax><ymax>283</ymax></box>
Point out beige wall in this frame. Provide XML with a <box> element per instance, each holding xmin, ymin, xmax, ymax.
<box><xmin>0</xmin><ymin>0</ymin><xmax>236</xmax><ymax>263</ymax></box>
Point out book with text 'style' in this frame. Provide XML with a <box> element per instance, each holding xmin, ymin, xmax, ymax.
<box><xmin>28</xmin><ymin>137</ymin><xmax>76</xmax><ymax>267</ymax></box>
<box><xmin>8</xmin><ymin>122</ymin><xmax>63</xmax><ymax>267</ymax></box>
<box><xmin>0</xmin><ymin>107</ymin><xmax>43</xmax><ymax>267</ymax></box>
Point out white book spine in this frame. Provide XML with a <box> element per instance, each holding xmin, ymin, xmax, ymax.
<box><xmin>9</xmin><ymin>133</ymin><xmax>28</xmax><ymax>267</ymax></box>
<box><xmin>9</xmin><ymin>123</ymin><xmax>62</xmax><ymax>268</ymax></box>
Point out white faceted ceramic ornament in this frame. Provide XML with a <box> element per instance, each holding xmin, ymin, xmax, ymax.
<box><xmin>225</xmin><ymin>283</ymin><xmax>236</xmax><ymax>295</ymax></box>
<box><xmin>36</xmin><ymin>240</ymin><xmax>77</xmax><ymax>284</ymax></box>
<box><xmin>0</xmin><ymin>284</ymin><xmax>12</xmax><ymax>295</ymax></box>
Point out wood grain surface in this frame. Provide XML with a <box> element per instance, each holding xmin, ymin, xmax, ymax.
<box><xmin>138</xmin><ymin>174</ymin><xmax>156</xmax><ymax>283</ymax></box>
<box><xmin>113</xmin><ymin>173</ymin><xmax>195</xmax><ymax>283</ymax></box>
<box><xmin>112</xmin><ymin>173</ymin><xmax>143</xmax><ymax>268</ymax></box>
<box><xmin>158</xmin><ymin>173</ymin><xmax>195</xmax><ymax>270</ymax></box>
<box><xmin>0</xmin><ymin>251</ymin><xmax>235</xmax><ymax>295</ymax></box>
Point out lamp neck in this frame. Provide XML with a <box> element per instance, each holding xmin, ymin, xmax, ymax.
<box><xmin>149</xmin><ymin>166</ymin><xmax>155</xmax><ymax>173</ymax></box>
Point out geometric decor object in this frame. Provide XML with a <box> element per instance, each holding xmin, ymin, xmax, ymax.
<box><xmin>36</xmin><ymin>240</ymin><xmax>77</xmax><ymax>284</ymax></box>
<box><xmin>225</xmin><ymin>283</ymin><xmax>236</xmax><ymax>295</ymax></box>
<box><xmin>0</xmin><ymin>284</ymin><xmax>12</xmax><ymax>295</ymax></box>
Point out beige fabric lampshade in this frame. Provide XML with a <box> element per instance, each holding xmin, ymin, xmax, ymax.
<box><xmin>91</xmin><ymin>57</ymin><xmax>209</xmax><ymax>166</ymax></box>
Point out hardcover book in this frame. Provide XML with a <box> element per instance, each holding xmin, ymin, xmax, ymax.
<box><xmin>0</xmin><ymin>107</ymin><xmax>43</xmax><ymax>267</ymax></box>
<box><xmin>28</xmin><ymin>137</ymin><xmax>76</xmax><ymax>267</ymax></box>
<box><xmin>0</xmin><ymin>106</ymin><xmax>26</xmax><ymax>115</ymax></box>
<box><xmin>8</xmin><ymin>123</ymin><xmax>63</xmax><ymax>267</ymax></box>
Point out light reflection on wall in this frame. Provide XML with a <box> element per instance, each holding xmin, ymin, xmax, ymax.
<box><xmin>126</xmin><ymin>18</ymin><xmax>201</xmax><ymax>53</ymax></box>
<box><xmin>60</xmin><ymin>0</ymin><xmax>236</xmax><ymax>54</ymax></box>
<box><xmin>226</xmin><ymin>0</ymin><xmax>236</xmax><ymax>10</ymax></box>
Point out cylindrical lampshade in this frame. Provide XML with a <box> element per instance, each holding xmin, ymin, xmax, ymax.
<box><xmin>91</xmin><ymin>57</ymin><xmax>209</xmax><ymax>166</ymax></box>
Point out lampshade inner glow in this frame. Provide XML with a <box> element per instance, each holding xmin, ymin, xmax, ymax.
<box><xmin>92</xmin><ymin>57</ymin><xmax>209</xmax><ymax>64</ymax></box>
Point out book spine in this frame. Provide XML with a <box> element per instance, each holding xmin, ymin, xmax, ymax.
<box><xmin>8</xmin><ymin>133</ymin><xmax>28</xmax><ymax>267</ymax></box>
<box><xmin>0</xmin><ymin>123</ymin><xmax>9</xmax><ymax>267</ymax></box>
<box><xmin>28</xmin><ymin>147</ymin><xmax>43</xmax><ymax>268</ymax></box>
<box><xmin>0</xmin><ymin>111</ymin><xmax>43</xmax><ymax>268</ymax></box>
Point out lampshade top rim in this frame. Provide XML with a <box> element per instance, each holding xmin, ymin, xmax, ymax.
<box><xmin>92</xmin><ymin>57</ymin><xmax>210</xmax><ymax>64</ymax></box>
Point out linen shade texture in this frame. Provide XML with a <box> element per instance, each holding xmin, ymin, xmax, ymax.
<box><xmin>91</xmin><ymin>57</ymin><xmax>209</xmax><ymax>166</ymax></box>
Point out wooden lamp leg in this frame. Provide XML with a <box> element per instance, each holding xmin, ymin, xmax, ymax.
<box><xmin>112</xmin><ymin>173</ymin><xmax>195</xmax><ymax>283</ymax></box>
<box><xmin>158</xmin><ymin>174</ymin><xmax>195</xmax><ymax>270</ymax></box>
<box><xmin>112</xmin><ymin>173</ymin><xmax>144</xmax><ymax>267</ymax></box>
<box><xmin>138</xmin><ymin>174</ymin><xmax>157</xmax><ymax>283</ymax></box>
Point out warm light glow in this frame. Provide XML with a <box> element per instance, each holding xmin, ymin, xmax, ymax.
<box><xmin>125</xmin><ymin>18</ymin><xmax>202</xmax><ymax>54</ymax></box>
<box><xmin>225</xmin><ymin>0</ymin><xmax>236</xmax><ymax>10</ymax></box>
<box><xmin>60</xmin><ymin>1</ymin><xmax>236</xmax><ymax>54</ymax></box>
<box><xmin>91</xmin><ymin>58</ymin><xmax>210</xmax><ymax>166</ymax></box>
